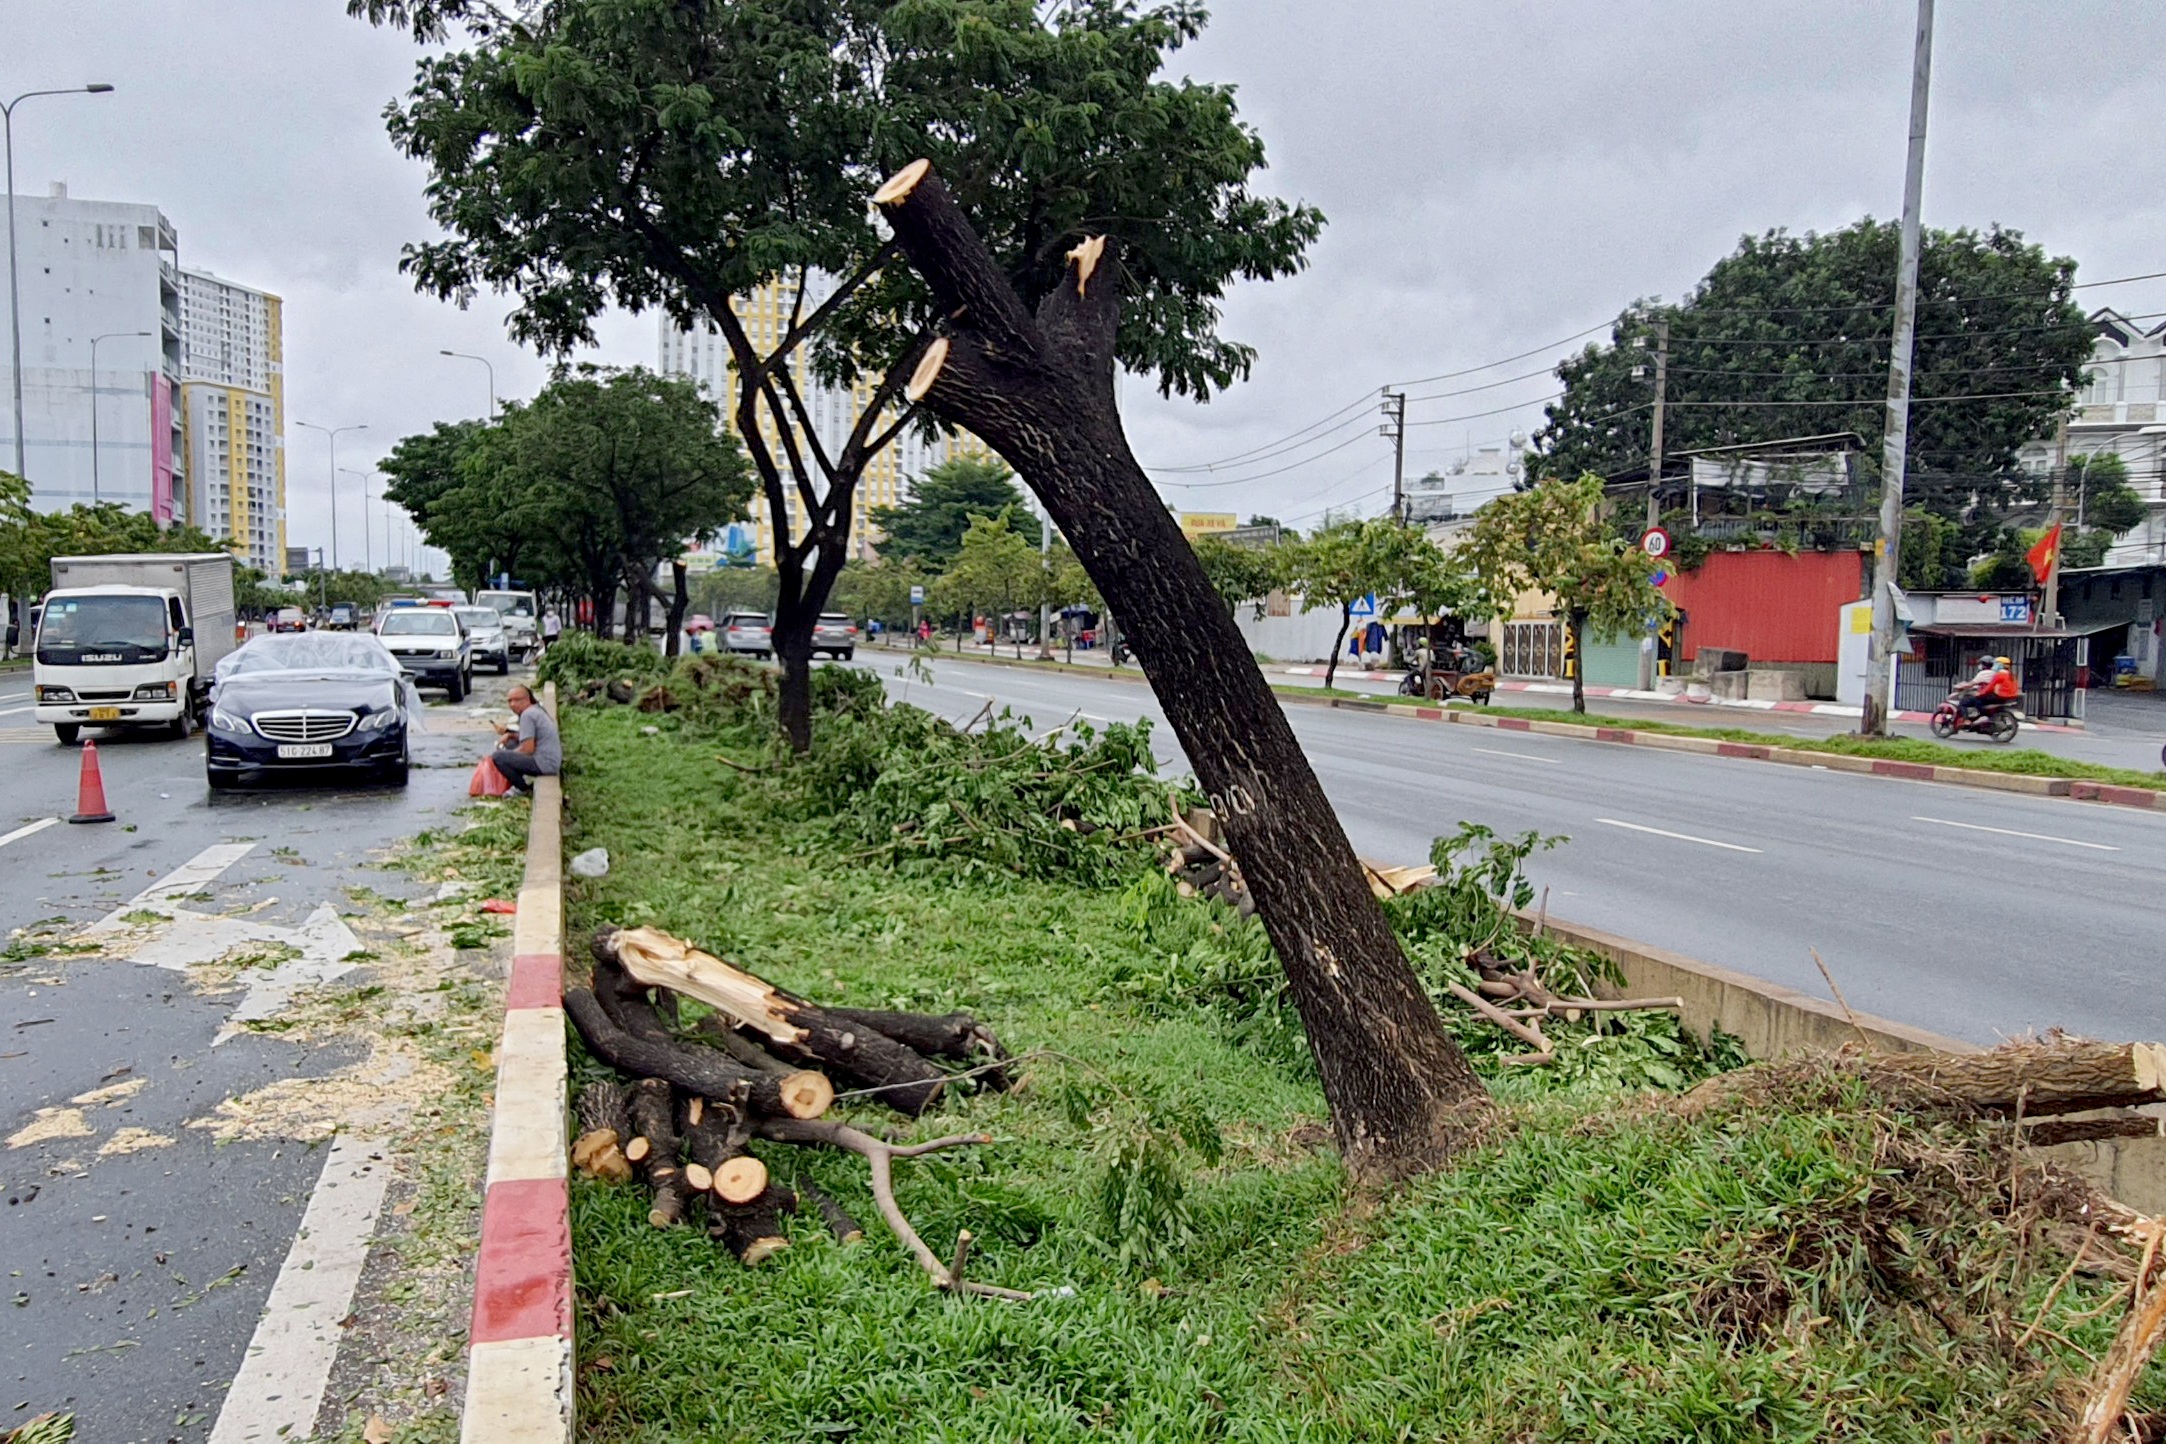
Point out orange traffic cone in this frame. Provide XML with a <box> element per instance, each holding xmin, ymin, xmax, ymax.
<box><xmin>69</xmin><ymin>739</ymin><xmax>116</xmax><ymax>824</ymax></box>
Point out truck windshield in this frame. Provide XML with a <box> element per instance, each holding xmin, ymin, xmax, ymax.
<box><xmin>38</xmin><ymin>595</ymin><xmax>169</xmax><ymax>653</ymax></box>
<box><xmin>477</xmin><ymin>593</ymin><xmax>534</xmax><ymax>617</ymax></box>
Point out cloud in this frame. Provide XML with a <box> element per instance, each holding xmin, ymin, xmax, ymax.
<box><xmin>17</xmin><ymin>1</ymin><xmax>2166</xmax><ymax>546</ymax></box>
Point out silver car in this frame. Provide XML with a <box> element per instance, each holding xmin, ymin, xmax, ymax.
<box><xmin>454</xmin><ymin>605</ymin><xmax>511</xmax><ymax>675</ymax></box>
<box><xmin>812</xmin><ymin>612</ymin><xmax>857</xmax><ymax>660</ymax></box>
<box><xmin>722</xmin><ymin>611</ymin><xmax>773</xmax><ymax>659</ymax></box>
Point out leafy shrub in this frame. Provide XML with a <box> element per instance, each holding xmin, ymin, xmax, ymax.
<box><xmin>535</xmin><ymin>632</ymin><xmax>670</xmax><ymax>692</ymax></box>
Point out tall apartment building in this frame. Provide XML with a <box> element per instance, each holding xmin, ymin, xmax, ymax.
<box><xmin>657</xmin><ymin>272</ymin><xmax>991</xmax><ymax>565</ymax></box>
<box><xmin>0</xmin><ymin>184</ymin><xmax>184</xmax><ymax>518</ymax></box>
<box><xmin>178</xmin><ymin>269</ymin><xmax>286</xmax><ymax>572</ymax></box>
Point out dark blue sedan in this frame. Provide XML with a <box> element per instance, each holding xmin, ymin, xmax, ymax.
<box><xmin>205</xmin><ymin>632</ymin><xmax>414</xmax><ymax>790</ymax></box>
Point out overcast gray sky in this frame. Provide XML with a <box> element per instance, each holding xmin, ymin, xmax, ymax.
<box><xmin>13</xmin><ymin>2</ymin><xmax>2166</xmax><ymax>556</ymax></box>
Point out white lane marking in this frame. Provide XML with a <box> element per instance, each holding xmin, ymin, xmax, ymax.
<box><xmin>1911</xmin><ymin>815</ymin><xmax>2119</xmax><ymax>852</ymax></box>
<box><xmin>1594</xmin><ymin>817</ymin><xmax>1764</xmax><ymax>854</ymax></box>
<box><xmin>0</xmin><ymin>705</ymin><xmax>34</xmax><ymax>717</ymax></box>
<box><xmin>208</xmin><ymin>1136</ymin><xmax>391</xmax><ymax>1444</ymax></box>
<box><xmin>1472</xmin><ymin>746</ymin><xmax>1559</xmax><ymax>765</ymax></box>
<box><xmin>88</xmin><ymin>841</ymin><xmax>259</xmax><ymax>929</ymax></box>
<box><xmin>0</xmin><ymin>817</ymin><xmax>59</xmax><ymax>849</ymax></box>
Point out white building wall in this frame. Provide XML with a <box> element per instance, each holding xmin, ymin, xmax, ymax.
<box><xmin>2020</xmin><ymin>311</ymin><xmax>2166</xmax><ymax>567</ymax></box>
<box><xmin>0</xmin><ymin>187</ymin><xmax>181</xmax><ymax>515</ymax></box>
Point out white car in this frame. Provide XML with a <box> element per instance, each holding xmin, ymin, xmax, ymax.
<box><xmin>454</xmin><ymin>605</ymin><xmax>512</xmax><ymax>675</ymax></box>
<box><xmin>812</xmin><ymin>612</ymin><xmax>858</xmax><ymax>660</ymax></box>
<box><xmin>722</xmin><ymin>611</ymin><xmax>773</xmax><ymax>659</ymax></box>
<box><xmin>374</xmin><ymin>605</ymin><xmax>474</xmax><ymax>700</ymax></box>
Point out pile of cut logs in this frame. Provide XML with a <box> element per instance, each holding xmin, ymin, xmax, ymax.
<box><xmin>568</xmin><ymin>924</ymin><xmax>1028</xmax><ymax>1298</ymax></box>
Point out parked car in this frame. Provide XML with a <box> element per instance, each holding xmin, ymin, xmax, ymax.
<box><xmin>812</xmin><ymin>612</ymin><xmax>858</xmax><ymax>660</ymax></box>
<box><xmin>455</xmin><ymin>605</ymin><xmax>512</xmax><ymax>675</ymax></box>
<box><xmin>374</xmin><ymin>604</ymin><xmax>473</xmax><ymax>699</ymax></box>
<box><xmin>722</xmin><ymin>611</ymin><xmax>774</xmax><ymax>659</ymax></box>
<box><xmin>270</xmin><ymin>606</ymin><xmax>308</xmax><ymax>633</ymax></box>
<box><xmin>326</xmin><ymin>604</ymin><xmax>361</xmax><ymax>631</ymax></box>
<box><xmin>205</xmin><ymin>632</ymin><xmax>412</xmax><ymax>789</ymax></box>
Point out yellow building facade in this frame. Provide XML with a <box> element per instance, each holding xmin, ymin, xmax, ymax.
<box><xmin>658</xmin><ymin>274</ymin><xmax>992</xmax><ymax>566</ymax></box>
<box><xmin>178</xmin><ymin>271</ymin><xmax>286</xmax><ymax>572</ymax></box>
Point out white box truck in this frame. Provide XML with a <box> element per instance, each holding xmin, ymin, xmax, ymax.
<box><xmin>473</xmin><ymin>588</ymin><xmax>540</xmax><ymax>659</ymax></box>
<box><xmin>34</xmin><ymin>553</ymin><xmax>238</xmax><ymax>745</ymax></box>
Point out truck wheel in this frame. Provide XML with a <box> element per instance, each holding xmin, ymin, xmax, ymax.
<box><xmin>167</xmin><ymin>702</ymin><xmax>193</xmax><ymax>741</ymax></box>
<box><xmin>54</xmin><ymin>723</ymin><xmax>80</xmax><ymax>746</ymax></box>
<box><xmin>497</xmin><ymin>656</ymin><xmax>509</xmax><ymax>676</ymax></box>
<box><xmin>446</xmin><ymin>671</ymin><xmax>467</xmax><ymax>703</ymax></box>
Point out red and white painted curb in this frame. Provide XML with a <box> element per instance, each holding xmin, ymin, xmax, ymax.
<box><xmin>463</xmin><ymin>683</ymin><xmax>574</xmax><ymax>1442</ymax></box>
<box><xmin>1318</xmin><ymin>696</ymin><xmax>2162</xmax><ymax>812</ymax></box>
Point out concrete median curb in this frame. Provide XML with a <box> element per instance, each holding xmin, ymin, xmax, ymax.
<box><xmin>880</xmin><ymin>646</ymin><xmax>2161</xmax><ymax>813</ymax></box>
<box><xmin>462</xmin><ymin>682</ymin><xmax>574</xmax><ymax>1443</ymax></box>
<box><xmin>1309</xmin><ymin>695</ymin><xmax>2163</xmax><ymax>813</ymax></box>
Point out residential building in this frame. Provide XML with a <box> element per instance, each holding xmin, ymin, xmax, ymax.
<box><xmin>178</xmin><ymin>269</ymin><xmax>287</xmax><ymax>572</ymax></box>
<box><xmin>0</xmin><ymin>184</ymin><xmax>183</xmax><ymax>517</ymax></box>
<box><xmin>658</xmin><ymin>272</ymin><xmax>991</xmax><ymax>564</ymax></box>
<box><xmin>2018</xmin><ymin>308</ymin><xmax>2166</xmax><ymax>567</ymax></box>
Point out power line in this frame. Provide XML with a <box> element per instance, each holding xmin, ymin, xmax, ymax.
<box><xmin>1405</xmin><ymin>394</ymin><xmax>1577</xmax><ymax>429</ymax></box>
<box><xmin>1152</xmin><ymin>427</ymin><xmax>1374</xmax><ymax>487</ymax></box>
<box><xmin>1400</xmin><ymin>364</ymin><xmax>1561</xmax><ymax>405</ymax></box>
<box><xmin>1645</xmin><ymin>311</ymin><xmax>2166</xmax><ymax>349</ymax></box>
<box><xmin>1664</xmin><ymin>352</ymin><xmax>2159</xmax><ymax>381</ymax></box>
<box><xmin>1146</xmin><ymin>388</ymin><xmax>1375</xmax><ymax>474</ymax></box>
<box><xmin>1624</xmin><ymin>268</ymin><xmax>2166</xmax><ymax>322</ymax></box>
<box><xmin>1384</xmin><ymin>320</ymin><xmax>1615</xmax><ymax>388</ymax></box>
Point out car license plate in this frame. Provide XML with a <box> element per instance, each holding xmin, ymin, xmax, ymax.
<box><xmin>276</xmin><ymin>743</ymin><xmax>335</xmax><ymax>760</ymax></box>
<box><xmin>89</xmin><ymin>707</ymin><xmax>121</xmax><ymax>721</ymax></box>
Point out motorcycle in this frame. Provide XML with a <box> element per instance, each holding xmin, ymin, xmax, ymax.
<box><xmin>1929</xmin><ymin>695</ymin><xmax>2021</xmax><ymax>744</ymax></box>
<box><xmin>1397</xmin><ymin>665</ymin><xmax>1496</xmax><ymax>706</ymax></box>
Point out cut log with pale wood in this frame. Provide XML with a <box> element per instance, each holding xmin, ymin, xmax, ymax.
<box><xmin>599</xmin><ymin>927</ymin><xmax>948</xmax><ymax>1116</ymax></box>
<box><xmin>683</xmin><ymin>1097</ymin><xmax>768</xmax><ymax>1204</ymax></box>
<box><xmin>626</xmin><ymin>1077</ymin><xmax>693</xmax><ymax>1229</ymax></box>
<box><xmin>708</xmin><ymin>1182</ymin><xmax>798</xmax><ymax>1266</ymax></box>
<box><xmin>567</xmin><ymin>986</ymin><xmax>835</xmax><ymax>1120</ymax></box>
<box><xmin>571</xmin><ymin>1079</ymin><xmax>635</xmax><ymax>1184</ymax></box>
<box><xmin>2022</xmin><ymin>1112</ymin><xmax>2166</xmax><ymax>1148</ymax></box>
<box><xmin>824</xmin><ymin>1007</ymin><xmax>1013</xmax><ymax>1090</ymax></box>
<box><xmin>1683</xmin><ymin>1039</ymin><xmax>2166</xmax><ymax>1120</ymax></box>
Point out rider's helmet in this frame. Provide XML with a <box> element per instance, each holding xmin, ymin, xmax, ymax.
<box><xmin>1994</xmin><ymin>656</ymin><xmax>2012</xmax><ymax>668</ymax></box>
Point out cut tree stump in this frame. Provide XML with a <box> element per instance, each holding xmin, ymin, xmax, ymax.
<box><xmin>709</xmin><ymin>1183</ymin><xmax>798</xmax><ymax>1266</ymax></box>
<box><xmin>600</xmin><ymin>927</ymin><xmax>948</xmax><ymax>1115</ymax></box>
<box><xmin>571</xmin><ymin>1080</ymin><xmax>634</xmax><ymax>1184</ymax></box>
<box><xmin>567</xmin><ymin>987</ymin><xmax>834</xmax><ymax>1120</ymax></box>
<box><xmin>626</xmin><ymin>1077</ymin><xmax>693</xmax><ymax>1229</ymax></box>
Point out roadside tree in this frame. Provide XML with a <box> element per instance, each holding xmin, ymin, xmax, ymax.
<box><xmin>1191</xmin><ymin>534</ymin><xmax>1281</xmax><ymax>620</ymax></box>
<box><xmin>871</xmin><ymin>458</ymin><xmax>1025</xmax><ymax>570</ymax></box>
<box><xmin>877</xmin><ymin>166</ymin><xmax>1489</xmax><ymax>1180</ymax></box>
<box><xmin>1281</xmin><ymin>519</ymin><xmax>1455</xmax><ymax>689</ymax></box>
<box><xmin>1459</xmin><ymin>475</ymin><xmax>1669</xmax><ymax>714</ymax></box>
<box><xmin>928</xmin><ymin>513</ymin><xmax>1040</xmax><ymax>659</ymax></box>
<box><xmin>352</xmin><ymin>0</ymin><xmax>1319</xmax><ymax>751</ymax></box>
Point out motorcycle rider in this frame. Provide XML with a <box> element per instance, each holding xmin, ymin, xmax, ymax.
<box><xmin>1954</xmin><ymin>655</ymin><xmax>2000</xmax><ymax>720</ymax></box>
<box><xmin>1982</xmin><ymin>656</ymin><xmax>2021</xmax><ymax>715</ymax></box>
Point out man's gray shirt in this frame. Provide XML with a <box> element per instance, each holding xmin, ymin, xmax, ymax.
<box><xmin>517</xmin><ymin>706</ymin><xmax>563</xmax><ymax>773</ymax></box>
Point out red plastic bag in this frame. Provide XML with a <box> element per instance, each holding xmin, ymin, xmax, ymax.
<box><xmin>469</xmin><ymin>755</ymin><xmax>513</xmax><ymax>797</ymax></box>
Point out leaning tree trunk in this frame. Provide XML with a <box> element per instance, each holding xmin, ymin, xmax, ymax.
<box><xmin>1324</xmin><ymin>606</ymin><xmax>1352</xmax><ymax>690</ymax></box>
<box><xmin>1568</xmin><ymin>611</ymin><xmax>1587</xmax><ymax>714</ymax></box>
<box><xmin>874</xmin><ymin>161</ymin><xmax>1490</xmax><ymax>1180</ymax></box>
<box><xmin>773</xmin><ymin>566</ymin><xmax>817</xmax><ymax>754</ymax></box>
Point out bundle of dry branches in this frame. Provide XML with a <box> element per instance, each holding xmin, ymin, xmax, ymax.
<box><xmin>568</xmin><ymin>925</ymin><xmax>1021</xmax><ymax>1297</ymax></box>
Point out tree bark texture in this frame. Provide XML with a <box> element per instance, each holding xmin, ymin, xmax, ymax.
<box><xmin>665</xmin><ymin>559</ymin><xmax>690</xmax><ymax>658</ymax></box>
<box><xmin>874</xmin><ymin>163</ymin><xmax>1490</xmax><ymax>1178</ymax></box>
<box><xmin>1683</xmin><ymin>1039</ymin><xmax>2166</xmax><ymax>1120</ymax></box>
<box><xmin>1568</xmin><ymin>611</ymin><xmax>1587</xmax><ymax>714</ymax></box>
<box><xmin>823</xmin><ymin>1007</ymin><xmax>1012</xmax><ymax>1090</ymax></box>
<box><xmin>566</xmin><ymin>986</ymin><xmax>835</xmax><ymax>1120</ymax></box>
<box><xmin>1324</xmin><ymin>606</ymin><xmax>1350</xmax><ymax>691</ymax></box>
<box><xmin>602</xmin><ymin>927</ymin><xmax>949</xmax><ymax>1116</ymax></box>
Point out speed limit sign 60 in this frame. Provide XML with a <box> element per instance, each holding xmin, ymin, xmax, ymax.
<box><xmin>1641</xmin><ymin>526</ymin><xmax>1672</xmax><ymax>560</ymax></box>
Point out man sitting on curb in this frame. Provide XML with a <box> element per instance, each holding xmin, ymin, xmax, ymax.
<box><xmin>491</xmin><ymin>684</ymin><xmax>562</xmax><ymax>793</ymax></box>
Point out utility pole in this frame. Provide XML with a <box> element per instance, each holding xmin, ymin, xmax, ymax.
<box><xmin>1380</xmin><ymin>389</ymin><xmax>1407</xmax><ymax>522</ymax></box>
<box><xmin>1863</xmin><ymin>0</ymin><xmax>1934</xmax><ymax>737</ymax></box>
<box><xmin>1636</xmin><ymin>319</ymin><xmax>1670</xmax><ymax>690</ymax></box>
<box><xmin>2041</xmin><ymin>414</ymin><xmax>2069</xmax><ymax>629</ymax></box>
<box><xmin>88</xmin><ymin>330</ymin><xmax>150</xmax><ymax>503</ymax></box>
<box><xmin>1036</xmin><ymin>505</ymin><xmax>1055</xmax><ymax>660</ymax></box>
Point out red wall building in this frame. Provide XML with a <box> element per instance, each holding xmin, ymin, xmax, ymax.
<box><xmin>1659</xmin><ymin>549</ymin><xmax>1867</xmax><ymax>664</ymax></box>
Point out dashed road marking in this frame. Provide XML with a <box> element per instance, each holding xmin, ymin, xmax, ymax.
<box><xmin>0</xmin><ymin>816</ymin><xmax>58</xmax><ymax>849</ymax></box>
<box><xmin>1595</xmin><ymin>817</ymin><xmax>1764</xmax><ymax>854</ymax></box>
<box><xmin>208</xmin><ymin>1135</ymin><xmax>391</xmax><ymax>1444</ymax></box>
<box><xmin>1473</xmin><ymin>746</ymin><xmax>1559</xmax><ymax>765</ymax></box>
<box><xmin>1911</xmin><ymin>815</ymin><xmax>2119</xmax><ymax>852</ymax></box>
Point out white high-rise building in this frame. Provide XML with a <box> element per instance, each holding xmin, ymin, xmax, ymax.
<box><xmin>0</xmin><ymin>184</ymin><xmax>184</xmax><ymax>517</ymax></box>
<box><xmin>658</xmin><ymin>272</ymin><xmax>991</xmax><ymax>565</ymax></box>
<box><xmin>179</xmin><ymin>270</ymin><xmax>286</xmax><ymax>572</ymax></box>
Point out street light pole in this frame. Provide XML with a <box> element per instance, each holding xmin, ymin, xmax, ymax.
<box><xmin>1863</xmin><ymin>0</ymin><xmax>1935</xmax><ymax>736</ymax></box>
<box><xmin>439</xmin><ymin>349</ymin><xmax>496</xmax><ymax>419</ymax></box>
<box><xmin>295</xmin><ymin>421</ymin><xmax>367</xmax><ymax>572</ymax></box>
<box><xmin>87</xmin><ymin>329</ymin><xmax>151</xmax><ymax>503</ymax></box>
<box><xmin>4</xmin><ymin>84</ymin><xmax>116</xmax><ymax>482</ymax></box>
<box><xmin>341</xmin><ymin>467</ymin><xmax>379</xmax><ymax>574</ymax></box>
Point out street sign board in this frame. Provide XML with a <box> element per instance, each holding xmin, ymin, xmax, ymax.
<box><xmin>1347</xmin><ymin>593</ymin><xmax>1379</xmax><ymax>621</ymax></box>
<box><xmin>1640</xmin><ymin>526</ymin><xmax>1671</xmax><ymax>560</ymax></box>
<box><xmin>1178</xmin><ymin>511</ymin><xmax>1239</xmax><ymax>541</ymax></box>
<box><xmin>909</xmin><ymin>584</ymin><xmax>926</xmax><ymax>606</ymax></box>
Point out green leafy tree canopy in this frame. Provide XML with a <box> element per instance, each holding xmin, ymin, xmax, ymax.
<box><xmin>871</xmin><ymin>457</ymin><xmax>1026</xmax><ymax>569</ymax></box>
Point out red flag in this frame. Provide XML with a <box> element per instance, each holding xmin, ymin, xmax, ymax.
<box><xmin>2026</xmin><ymin>522</ymin><xmax>2063</xmax><ymax>584</ymax></box>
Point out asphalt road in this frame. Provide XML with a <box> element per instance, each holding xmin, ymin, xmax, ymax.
<box><xmin>859</xmin><ymin>652</ymin><xmax>2166</xmax><ymax>1048</ymax></box>
<box><xmin>0</xmin><ymin>667</ymin><xmax>513</xmax><ymax>1443</ymax></box>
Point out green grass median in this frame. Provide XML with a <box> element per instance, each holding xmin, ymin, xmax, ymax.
<box><xmin>548</xmin><ymin>642</ymin><xmax>2157</xmax><ymax>1442</ymax></box>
